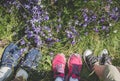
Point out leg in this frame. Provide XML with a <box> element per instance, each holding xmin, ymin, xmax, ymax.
<box><xmin>0</xmin><ymin>43</ymin><xmax>21</xmax><ymax>81</ymax></box>
<box><xmin>83</xmin><ymin>49</ymin><xmax>120</xmax><ymax>81</ymax></box>
<box><xmin>116</xmin><ymin>66</ymin><xmax>120</xmax><ymax>72</ymax></box>
<box><xmin>12</xmin><ymin>68</ymin><xmax>28</xmax><ymax>81</ymax></box>
<box><xmin>103</xmin><ymin>65</ymin><xmax>120</xmax><ymax>81</ymax></box>
<box><xmin>93</xmin><ymin>64</ymin><xmax>105</xmax><ymax>79</ymax></box>
<box><xmin>14</xmin><ymin>48</ymin><xmax>42</xmax><ymax>81</ymax></box>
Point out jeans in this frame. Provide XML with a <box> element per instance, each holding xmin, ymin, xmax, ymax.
<box><xmin>55</xmin><ymin>77</ymin><xmax>79</xmax><ymax>81</ymax></box>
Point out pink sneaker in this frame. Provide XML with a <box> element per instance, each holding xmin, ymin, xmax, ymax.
<box><xmin>68</xmin><ymin>54</ymin><xmax>82</xmax><ymax>80</ymax></box>
<box><xmin>52</xmin><ymin>53</ymin><xmax>66</xmax><ymax>78</ymax></box>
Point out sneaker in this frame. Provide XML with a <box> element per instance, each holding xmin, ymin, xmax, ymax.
<box><xmin>52</xmin><ymin>53</ymin><xmax>66</xmax><ymax>78</ymax></box>
<box><xmin>83</xmin><ymin>49</ymin><xmax>98</xmax><ymax>71</ymax></box>
<box><xmin>21</xmin><ymin>48</ymin><xmax>42</xmax><ymax>70</ymax></box>
<box><xmin>68</xmin><ymin>54</ymin><xmax>82</xmax><ymax>80</ymax></box>
<box><xmin>15</xmin><ymin>68</ymin><xmax>28</xmax><ymax>81</ymax></box>
<box><xmin>98</xmin><ymin>49</ymin><xmax>112</xmax><ymax>65</ymax></box>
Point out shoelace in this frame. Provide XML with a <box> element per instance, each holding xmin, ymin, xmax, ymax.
<box><xmin>54</xmin><ymin>64</ymin><xmax>64</xmax><ymax>78</ymax></box>
<box><xmin>72</xmin><ymin>64</ymin><xmax>80</xmax><ymax>76</ymax></box>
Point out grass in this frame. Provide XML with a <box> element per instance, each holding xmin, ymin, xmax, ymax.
<box><xmin>0</xmin><ymin>0</ymin><xmax>120</xmax><ymax>81</ymax></box>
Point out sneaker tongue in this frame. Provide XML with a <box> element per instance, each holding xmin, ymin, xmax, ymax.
<box><xmin>72</xmin><ymin>64</ymin><xmax>80</xmax><ymax>77</ymax></box>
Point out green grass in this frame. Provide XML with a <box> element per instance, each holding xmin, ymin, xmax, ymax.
<box><xmin>0</xmin><ymin>0</ymin><xmax>120</xmax><ymax>81</ymax></box>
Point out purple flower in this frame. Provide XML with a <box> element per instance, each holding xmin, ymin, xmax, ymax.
<box><xmin>92</xmin><ymin>15</ymin><xmax>97</xmax><ymax>19</ymax></box>
<box><xmin>34</xmin><ymin>35</ymin><xmax>42</xmax><ymax>46</ymax></box>
<box><xmin>100</xmin><ymin>17</ymin><xmax>105</xmax><ymax>22</ymax></box>
<box><xmin>102</xmin><ymin>26</ymin><xmax>106</xmax><ymax>30</ymax></box>
<box><xmin>84</xmin><ymin>16</ymin><xmax>88</xmax><ymax>22</ymax></box>
<box><xmin>70</xmin><ymin>27</ymin><xmax>78</xmax><ymax>35</ymax></box>
<box><xmin>84</xmin><ymin>32</ymin><xmax>88</xmax><ymax>36</ymax></box>
<box><xmin>46</xmin><ymin>38</ymin><xmax>52</xmax><ymax>42</ymax></box>
<box><xmin>33</xmin><ymin>27</ymin><xmax>41</xmax><ymax>34</ymax></box>
<box><xmin>83</xmin><ymin>23</ymin><xmax>88</xmax><ymax>27</ymax></box>
<box><xmin>34</xmin><ymin>35</ymin><xmax>40</xmax><ymax>43</ymax></box>
<box><xmin>66</xmin><ymin>30</ymin><xmax>74</xmax><ymax>38</ymax></box>
<box><xmin>27</xmin><ymin>31</ymin><xmax>33</xmax><ymax>38</ymax></box>
<box><xmin>93</xmin><ymin>28</ymin><xmax>99</xmax><ymax>32</ymax></box>
<box><xmin>44</xmin><ymin>15</ymin><xmax>49</xmax><ymax>20</ymax></box>
<box><xmin>24</xmin><ymin>4</ymin><xmax>30</xmax><ymax>9</ymax></box>
<box><xmin>44</xmin><ymin>26</ymin><xmax>51</xmax><ymax>31</ymax></box>
<box><xmin>20</xmin><ymin>39</ymin><xmax>25</xmax><ymax>45</ymax></box>
<box><xmin>20</xmin><ymin>48</ymin><xmax>27</xmax><ymax>55</ymax></box>
<box><xmin>110</xmin><ymin>14</ymin><xmax>118</xmax><ymax>21</ymax></box>
<box><xmin>71</xmin><ymin>39</ymin><xmax>76</xmax><ymax>45</ymax></box>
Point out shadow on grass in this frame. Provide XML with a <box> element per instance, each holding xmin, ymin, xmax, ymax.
<box><xmin>80</xmin><ymin>64</ymin><xmax>100</xmax><ymax>81</ymax></box>
<box><xmin>28</xmin><ymin>70</ymin><xmax>54</xmax><ymax>81</ymax></box>
<box><xmin>27</xmin><ymin>63</ymin><xmax>99</xmax><ymax>81</ymax></box>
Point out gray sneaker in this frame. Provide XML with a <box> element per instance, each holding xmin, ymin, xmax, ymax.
<box><xmin>83</xmin><ymin>49</ymin><xmax>98</xmax><ymax>71</ymax></box>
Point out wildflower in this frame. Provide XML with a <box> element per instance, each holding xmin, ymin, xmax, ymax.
<box><xmin>20</xmin><ymin>39</ymin><xmax>25</xmax><ymax>45</ymax></box>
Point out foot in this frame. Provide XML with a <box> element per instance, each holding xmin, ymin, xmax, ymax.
<box><xmin>1</xmin><ymin>43</ymin><xmax>21</xmax><ymax>68</ymax></box>
<box><xmin>52</xmin><ymin>53</ymin><xmax>66</xmax><ymax>78</ymax></box>
<box><xmin>98</xmin><ymin>49</ymin><xmax>112</xmax><ymax>65</ymax></box>
<box><xmin>15</xmin><ymin>68</ymin><xmax>28</xmax><ymax>80</ymax></box>
<box><xmin>83</xmin><ymin>49</ymin><xmax>98</xmax><ymax>71</ymax></box>
<box><xmin>0</xmin><ymin>66</ymin><xmax>12</xmax><ymax>81</ymax></box>
<box><xmin>68</xmin><ymin>54</ymin><xmax>82</xmax><ymax>80</ymax></box>
<box><xmin>21</xmin><ymin>48</ymin><xmax>42</xmax><ymax>70</ymax></box>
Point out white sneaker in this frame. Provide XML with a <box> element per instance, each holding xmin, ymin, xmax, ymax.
<box><xmin>0</xmin><ymin>66</ymin><xmax>12</xmax><ymax>81</ymax></box>
<box><xmin>15</xmin><ymin>68</ymin><xmax>28</xmax><ymax>80</ymax></box>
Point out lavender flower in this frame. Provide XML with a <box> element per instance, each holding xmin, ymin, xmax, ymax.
<box><xmin>20</xmin><ymin>39</ymin><xmax>25</xmax><ymax>45</ymax></box>
<box><xmin>71</xmin><ymin>39</ymin><xmax>76</xmax><ymax>45</ymax></box>
<box><xmin>93</xmin><ymin>28</ymin><xmax>99</xmax><ymax>32</ymax></box>
<box><xmin>102</xmin><ymin>26</ymin><xmax>106</xmax><ymax>30</ymax></box>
